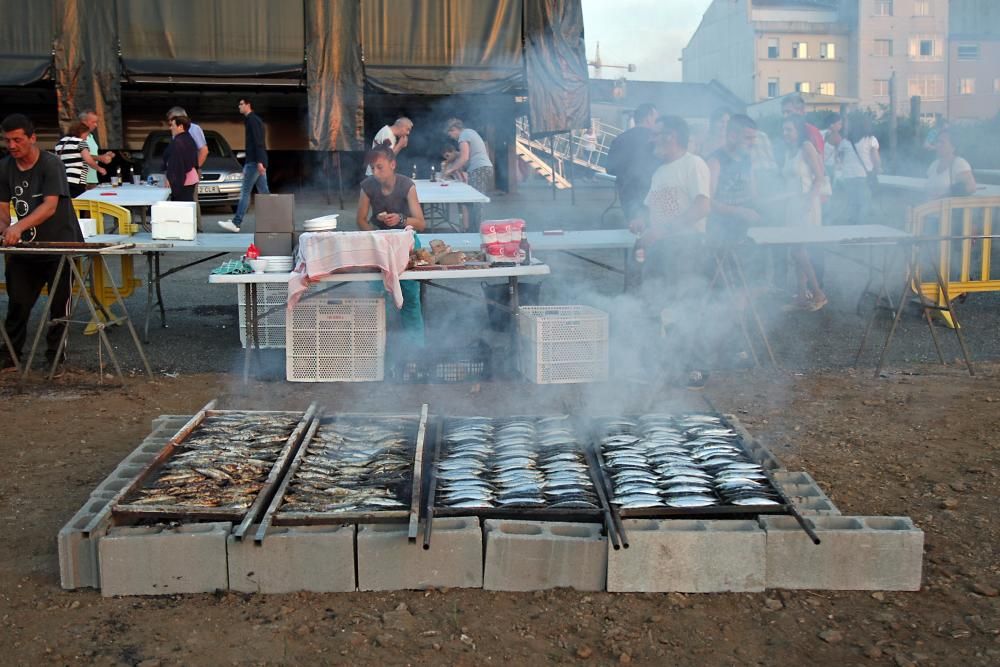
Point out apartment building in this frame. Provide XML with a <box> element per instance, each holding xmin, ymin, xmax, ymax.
<box><xmin>848</xmin><ymin>0</ymin><xmax>949</xmax><ymax>120</ymax></box>
<box><xmin>683</xmin><ymin>0</ymin><xmax>992</xmax><ymax>120</ymax></box>
<box><xmin>682</xmin><ymin>0</ymin><xmax>853</xmax><ymax>107</ymax></box>
<box><xmin>948</xmin><ymin>0</ymin><xmax>1000</xmax><ymax>120</ymax></box>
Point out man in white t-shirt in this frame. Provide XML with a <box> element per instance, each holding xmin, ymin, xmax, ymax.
<box><xmin>366</xmin><ymin>117</ymin><xmax>413</xmax><ymax>175</ymax></box>
<box><xmin>632</xmin><ymin>115</ymin><xmax>713</xmax><ymax>387</ymax></box>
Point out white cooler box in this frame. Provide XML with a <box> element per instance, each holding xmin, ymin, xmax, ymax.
<box><xmin>151</xmin><ymin>201</ymin><xmax>198</xmax><ymax>240</ymax></box>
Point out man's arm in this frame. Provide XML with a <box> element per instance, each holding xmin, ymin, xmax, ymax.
<box><xmin>2</xmin><ymin>195</ymin><xmax>58</xmax><ymax>246</ymax></box>
<box><xmin>356</xmin><ymin>191</ymin><xmax>373</xmax><ymax>231</ymax></box>
<box><xmin>80</xmin><ymin>147</ymin><xmax>107</xmax><ymax>176</ymax></box>
<box><xmin>445</xmin><ymin>142</ymin><xmax>470</xmax><ymax>175</ymax></box>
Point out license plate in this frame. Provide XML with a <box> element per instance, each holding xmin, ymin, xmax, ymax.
<box><xmin>199</xmin><ymin>185</ymin><xmax>220</xmax><ymax>194</ymax></box>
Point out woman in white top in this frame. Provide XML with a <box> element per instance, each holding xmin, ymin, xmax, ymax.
<box><xmin>781</xmin><ymin>115</ymin><xmax>827</xmax><ymax>311</ymax></box>
<box><xmin>835</xmin><ymin>115</ymin><xmax>881</xmax><ymax>225</ymax></box>
<box><xmin>925</xmin><ymin>131</ymin><xmax>976</xmax><ymax>200</ymax></box>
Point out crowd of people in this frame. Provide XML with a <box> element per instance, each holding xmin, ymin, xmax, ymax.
<box><xmin>603</xmin><ymin>92</ymin><xmax>981</xmax><ymax>386</ymax></box>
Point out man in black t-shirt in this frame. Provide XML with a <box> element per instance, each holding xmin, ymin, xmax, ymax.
<box><xmin>605</xmin><ymin>103</ymin><xmax>661</xmax><ymax>222</ymax></box>
<box><xmin>0</xmin><ymin>114</ymin><xmax>83</xmax><ymax>368</ymax></box>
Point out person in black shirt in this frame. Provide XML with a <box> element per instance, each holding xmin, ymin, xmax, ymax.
<box><xmin>218</xmin><ymin>98</ymin><xmax>270</xmax><ymax>232</ymax></box>
<box><xmin>0</xmin><ymin>114</ymin><xmax>83</xmax><ymax>368</ymax></box>
<box><xmin>163</xmin><ymin>115</ymin><xmax>199</xmax><ymax>202</ymax></box>
<box><xmin>605</xmin><ymin>103</ymin><xmax>661</xmax><ymax>222</ymax></box>
<box><xmin>706</xmin><ymin>113</ymin><xmax>761</xmax><ymax>245</ymax></box>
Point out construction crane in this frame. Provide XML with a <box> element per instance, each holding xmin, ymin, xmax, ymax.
<box><xmin>587</xmin><ymin>42</ymin><xmax>636</xmax><ymax>79</ymax></box>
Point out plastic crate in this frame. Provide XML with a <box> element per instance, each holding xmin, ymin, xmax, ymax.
<box><xmin>286</xmin><ymin>297</ymin><xmax>386</xmax><ymax>382</ymax></box>
<box><xmin>237</xmin><ymin>284</ymin><xmax>288</xmax><ymax>349</ymax></box>
<box><xmin>397</xmin><ymin>340</ymin><xmax>492</xmax><ymax>383</ymax></box>
<box><xmin>518</xmin><ymin>305</ymin><xmax>609</xmax><ymax>384</ymax></box>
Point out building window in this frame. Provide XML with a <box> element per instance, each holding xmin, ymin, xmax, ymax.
<box><xmin>873</xmin><ymin>79</ymin><xmax>890</xmax><ymax>97</ymax></box>
<box><xmin>768</xmin><ymin>38</ymin><xmax>779</xmax><ymax>59</ymax></box>
<box><xmin>792</xmin><ymin>42</ymin><xmax>808</xmax><ymax>59</ymax></box>
<box><xmin>957</xmin><ymin>44</ymin><xmax>980</xmax><ymax>60</ymax></box>
<box><xmin>819</xmin><ymin>82</ymin><xmax>836</xmax><ymax>96</ymax></box>
<box><xmin>909</xmin><ymin>35</ymin><xmax>942</xmax><ymax>60</ymax></box>
<box><xmin>820</xmin><ymin>43</ymin><xmax>836</xmax><ymax>59</ymax></box>
<box><xmin>908</xmin><ymin>75</ymin><xmax>944</xmax><ymax>100</ymax></box>
<box><xmin>795</xmin><ymin>81</ymin><xmax>811</xmax><ymax>93</ymax></box>
<box><xmin>958</xmin><ymin>78</ymin><xmax>976</xmax><ymax>95</ymax></box>
<box><xmin>914</xmin><ymin>0</ymin><xmax>930</xmax><ymax>16</ymax></box>
<box><xmin>768</xmin><ymin>78</ymin><xmax>780</xmax><ymax>98</ymax></box>
<box><xmin>874</xmin><ymin>39</ymin><xmax>893</xmax><ymax>57</ymax></box>
<box><xmin>875</xmin><ymin>0</ymin><xmax>893</xmax><ymax>16</ymax></box>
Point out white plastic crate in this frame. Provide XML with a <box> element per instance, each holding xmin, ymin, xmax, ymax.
<box><xmin>237</xmin><ymin>284</ymin><xmax>288</xmax><ymax>349</ymax></box>
<box><xmin>286</xmin><ymin>297</ymin><xmax>386</xmax><ymax>382</ymax></box>
<box><xmin>517</xmin><ymin>305</ymin><xmax>609</xmax><ymax>384</ymax></box>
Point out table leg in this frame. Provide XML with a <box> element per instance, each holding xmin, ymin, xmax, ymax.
<box><xmin>155</xmin><ymin>252</ymin><xmax>167</xmax><ymax>327</ymax></box>
<box><xmin>144</xmin><ymin>252</ymin><xmax>153</xmax><ymax>343</ymax></box>
<box><xmin>100</xmin><ymin>255</ymin><xmax>153</xmax><ymax>379</ymax></box>
<box><xmin>509</xmin><ymin>276</ymin><xmax>520</xmax><ymax>379</ymax></box>
<box><xmin>242</xmin><ymin>283</ymin><xmax>258</xmax><ymax>384</ymax></box>
<box><xmin>0</xmin><ymin>320</ymin><xmax>19</xmax><ymax>373</ymax></box>
<box><xmin>23</xmin><ymin>257</ymin><xmax>68</xmax><ymax>380</ymax></box>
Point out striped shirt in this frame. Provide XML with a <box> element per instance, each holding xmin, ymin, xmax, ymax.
<box><xmin>54</xmin><ymin>136</ymin><xmax>89</xmax><ymax>185</ymax></box>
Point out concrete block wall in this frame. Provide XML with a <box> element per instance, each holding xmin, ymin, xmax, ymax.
<box><xmin>483</xmin><ymin>520</ymin><xmax>607</xmax><ymax>591</ymax></box>
<box><xmin>761</xmin><ymin>515</ymin><xmax>924</xmax><ymax>591</ymax></box>
<box><xmin>608</xmin><ymin>519</ymin><xmax>765</xmax><ymax>593</ymax></box>
<box><xmin>725</xmin><ymin>414</ymin><xmax>784</xmax><ymax>471</ymax></box>
<box><xmin>228</xmin><ymin>525</ymin><xmax>355</xmax><ymax>593</ymax></box>
<box><xmin>58</xmin><ymin>415</ymin><xmax>191</xmax><ymax>590</ymax></box>
<box><xmin>357</xmin><ymin>518</ymin><xmax>483</xmax><ymax>591</ymax></box>
<box><xmin>99</xmin><ymin>522</ymin><xmax>231</xmax><ymax>596</ymax></box>
<box><xmin>771</xmin><ymin>471</ymin><xmax>841</xmax><ymax>515</ymax></box>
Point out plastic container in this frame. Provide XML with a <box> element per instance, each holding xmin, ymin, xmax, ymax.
<box><xmin>496</xmin><ymin>222</ymin><xmax>512</xmax><ymax>243</ymax></box>
<box><xmin>500</xmin><ymin>242</ymin><xmax>523</xmax><ymax>262</ymax></box>
<box><xmin>480</xmin><ymin>222</ymin><xmax>499</xmax><ymax>245</ymax></box>
<box><xmin>510</xmin><ymin>220</ymin><xmax>525</xmax><ymax>241</ymax></box>
<box><xmin>286</xmin><ymin>297</ymin><xmax>386</xmax><ymax>382</ymax></box>
<box><xmin>518</xmin><ymin>305</ymin><xmax>610</xmax><ymax>384</ymax></box>
<box><xmin>484</xmin><ymin>242</ymin><xmax>503</xmax><ymax>264</ymax></box>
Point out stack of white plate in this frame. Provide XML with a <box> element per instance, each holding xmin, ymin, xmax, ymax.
<box><xmin>259</xmin><ymin>255</ymin><xmax>294</xmax><ymax>273</ymax></box>
<box><xmin>303</xmin><ymin>214</ymin><xmax>338</xmax><ymax>232</ymax></box>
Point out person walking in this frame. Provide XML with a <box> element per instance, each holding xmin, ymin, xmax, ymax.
<box><xmin>218</xmin><ymin>98</ymin><xmax>268</xmax><ymax>232</ymax></box>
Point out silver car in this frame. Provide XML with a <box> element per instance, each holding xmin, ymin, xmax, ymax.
<box><xmin>139</xmin><ymin>130</ymin><xmax>244</xmax><ymax>210</ymax></box>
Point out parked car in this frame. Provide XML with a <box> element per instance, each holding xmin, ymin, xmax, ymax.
<box><xmin>138</xmin><ymin>130</ymin><xmax>243</xmax><ymax>209</ymax></box>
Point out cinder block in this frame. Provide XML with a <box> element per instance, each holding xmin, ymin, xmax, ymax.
<box><xmin>771</xmin><ymin>471</ymin><xmax>840</xmax><ymax>515</ymax></box>
<box><xmin>58</xmin><ymin>497</ymin><xmax>114</xmax><ymax>589</ymax></box>
<box><xmin>724</xmin><ymin>414</ymin><xmax>785</xmax><ymax>471</ymax></box>
<box><xmin>357</xmin><ymin>519</ymin><xmax>483</xmax><ymax>591</ymax></box>
<box><xmin>228</xmin><ymin>525</ymin><xmax>355</xmax><ymax>593</ymax></box>
<box><xmin>483</xmin><ymin>520</ymin><xmax>606</xmax><ymax>592</ymax></box>
<box><xmin>762</xmin><ymin>516</ymin><xmax>923</xmax><ymax>591</ymax></box>
<box><xmin>608</xmin><ymin>519</ymin><xmax>765</xmax><ymax>593</ymax></box>
<box><xmin>99</xmin><ymin>522</ymin><xmax>231</xmax><ymax>596</ymax></box>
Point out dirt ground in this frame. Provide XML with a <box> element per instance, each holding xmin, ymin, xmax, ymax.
<box><xmin>0</xmin><ymin>363</ymin><xmax>998</xmax><ymax>667</ymax></box>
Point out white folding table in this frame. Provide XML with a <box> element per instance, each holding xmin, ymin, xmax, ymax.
<box><xmin>90</xmin><ymin>232</ymin><xmax>253</xmax><ymax>341</ymax></box>
<box><xmin>76</xmin><ymin>184</ymin><xmax>171</xmax><ymax>231</ymax></box>
<box><xmin>210</xmin><ymin>263</ymin><xmax>550</xmax><ymax>382</ymax></box>
<box><xmin>413</xmin><ymin>179</ymin><xmax>490</xmax><ymax>232</ymax></box>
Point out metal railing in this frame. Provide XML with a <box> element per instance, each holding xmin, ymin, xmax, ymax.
<box><xmin>514</xmin><ymin>117</ymin><xmax>623</xmax><ymax>185</ymax></box>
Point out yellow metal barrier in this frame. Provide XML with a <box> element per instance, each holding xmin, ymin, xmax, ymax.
<box><xmin>907</xmin><ymin>195</ymin><xmax>1000</xmax><ymax>327</ymax></box>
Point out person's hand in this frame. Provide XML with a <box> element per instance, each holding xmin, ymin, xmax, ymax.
<box><xmin>628</xmin><ymin>218</ymin><xmax>645</xmax><ymax>235</ymax></box>
<box><xmin>97</xmin><ymin>166</ymin><xmax>107</xmax><ymax>176</ymax></box>
<box><xmin>257</xmin><ymin>163</ymin><xmax>266</xmax><ymax>176</ymax></box>
<box><xmin>383</xmin><ymin>213</ymin><xmax>402</xmax><ymax>227</ymax></box>
<box><xmin>3</xmin><ymin>223</ymin><xmax>22</xmax><ymax>246</ymax></box>
<box><xmin>101</xmin><ymin>151</ymin><xmax>114</xmax><ymax>163</ymax></box>
<box><xmin>397</xmin><ymin>135</ymin><xmax>408</xmax><ymax>150</ymax></box>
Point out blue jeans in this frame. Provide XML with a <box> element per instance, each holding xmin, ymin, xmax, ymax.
<box><xmin>233</xmin><ymin>162</ymin><xmax>270</xmax><ymax>226</ymax></box>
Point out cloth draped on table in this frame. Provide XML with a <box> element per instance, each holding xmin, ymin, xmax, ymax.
<box><xmin>289</xmin><ymin>229</ymin><xmax>415</xmax><ymax>308</ymax></box>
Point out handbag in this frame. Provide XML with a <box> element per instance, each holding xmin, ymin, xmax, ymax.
<box><xmin>850</xmin><ymin>140</ymin><xmax>879</xmax><ymax>193</ymax></box>
<box><xmin>851</xmin><ymin>140</ymin><xmax>879</xmax><ymax>194</ymax></box>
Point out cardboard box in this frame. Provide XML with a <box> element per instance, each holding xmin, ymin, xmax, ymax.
<box><xmin>254</xmin><ymin>232</ymin><xmax>293</xmax><ymax>256</ymax></box>
<box><xmin>255</xmin><ymin>194</ymin><xmax>295</xmax><ymax>232</ymax></box>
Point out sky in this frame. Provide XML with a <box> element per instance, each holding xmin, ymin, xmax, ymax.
<box><xmin>581</xmin><ymin>0</ymin><xmax>714</xmax><ymax>82</ymax></box>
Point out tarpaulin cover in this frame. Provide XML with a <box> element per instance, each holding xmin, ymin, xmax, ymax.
<box><xmin>117</xmin><ymin>0</ymin><xmax>305</xmax><ymax>77</ymax></box>
<box><xmin>524</xmin><ymin>0</ymin><xmax>591</xmax><ymax>136</ymax></box>
<box><xmin>360</xmin><ymin>0</ymin><xmax>523</xmax><ymax>95</ymax></box>
<box><xmin>53</xmin><ymin>0</ymin><xmax>123</xmax><ymax>147</ymax></box>
<box><xmin>0</xmin><ymin>0</ymin><xmax>54</xmax><ymax>85</ymax></box>
<box><xmin>305</xmin><ymin>0</ymin><xmax>364</xmax><ymax>152</ymax></box>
